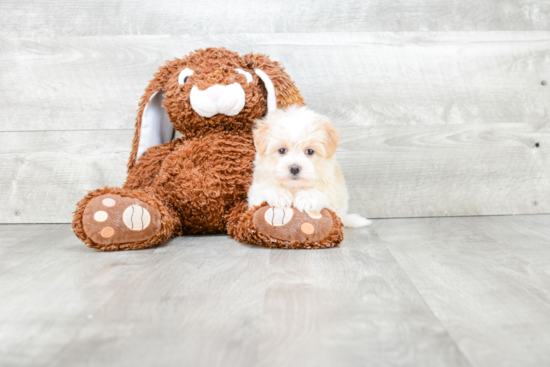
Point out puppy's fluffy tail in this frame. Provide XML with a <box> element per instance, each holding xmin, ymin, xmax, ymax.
<box><xmin>341</xmin><ymin>214</ymin><xmax>371</xmax><ymax>228</ymax></box>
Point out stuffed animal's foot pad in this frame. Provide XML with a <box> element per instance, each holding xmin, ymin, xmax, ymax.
<box><xmin>253</xmin><ymin>206</ymin><xmax>333</xmax><ymax>243</ymax></box>
<box><xmin>82</xmin><ymin>194</ymin><xmax>161</xmax><ymax>245</ymax></box>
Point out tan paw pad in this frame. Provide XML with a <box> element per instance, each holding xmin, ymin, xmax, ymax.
<box><xmin>300</xmin><ymin>222</ymin><xmax>315</xmax><ymax>234</ymax></box>
<box><xmin>101</xmin><ymin>227</ymin><xmax>115</xmax><ymax>238</ymax></box>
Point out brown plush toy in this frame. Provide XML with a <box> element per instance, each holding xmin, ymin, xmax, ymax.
<box><xmin>72</xmin><ymin>48</ymin><xmax>344</xmax><ymax>251</ymax></box>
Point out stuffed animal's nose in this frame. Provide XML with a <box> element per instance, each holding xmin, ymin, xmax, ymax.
<box><xmin>206</xmin><ymin>85</ymin><xmax>224</xmax><ymax>102</ymax></box>
<box><xmin>190</xmin><ymin>83</ymin><xmax>246</xmax><ymax>118</ymax></box>
<box><xmin>290</xmin><ymin>165</ymin><xmax>301</xmax><ymax>175</ymax></box>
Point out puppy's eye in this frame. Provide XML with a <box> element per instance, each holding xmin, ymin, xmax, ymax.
<box><xmin>278</xmin><ymin>148</ymin><xmax>287</xmax><ymax>155</ymax></box>
<box><xmin>306</xmin><ymin>149</ymin><xmax>314</xmax><ymax>156</ymax></box>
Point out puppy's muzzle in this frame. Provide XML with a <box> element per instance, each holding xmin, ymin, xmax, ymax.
<box><xmin>290</xmin><ymin>164</ymin><xmax>301</xmax><ymax>175</ymax></box>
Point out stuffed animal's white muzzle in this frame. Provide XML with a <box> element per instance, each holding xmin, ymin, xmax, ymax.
<box><xmin>190</xmin><ymin>83</ymin><xmax>246</xmax><ymax>118</ymax></box>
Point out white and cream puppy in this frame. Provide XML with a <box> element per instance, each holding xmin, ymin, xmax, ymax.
<box><xmin>247</xmin><ymin>106</ymin><xmax>370</xmax><ymax>228</ymax></box>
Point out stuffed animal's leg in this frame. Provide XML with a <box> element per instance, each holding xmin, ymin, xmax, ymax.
<box><xmin>226</xmin><ymin>201</ymin><xmax>344</xmax><ymax>249</ymax></box>
<box><xmin>72</xmin><ymin>187</ymin><xmax>180</xmax><ymax>251</ymax></box>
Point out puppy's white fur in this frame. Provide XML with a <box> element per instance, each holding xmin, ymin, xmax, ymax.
<box><xmin>248</xmin><ymin>106</ymin><xmax>370</xmax><ymax>228</ymax></box>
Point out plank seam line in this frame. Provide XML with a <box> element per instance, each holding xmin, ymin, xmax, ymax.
<box><xmin>368</xmin><ymin>213</ymin><xmax>550</xmax><ymax>220</ymax></box>
<box><xmin>0</xmin><ymin>129</ymin><xmax>134</xmax><ymax>133</ymax></box>
<box><xmin>3</xmin><ymin>213</ymin><xmax>550</xmax><ymax>225</ymax></box>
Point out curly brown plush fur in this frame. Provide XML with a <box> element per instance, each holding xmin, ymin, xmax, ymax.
<box><xmin>72</xmin><ymin>47</ymin><xmax>344</xmax><ymax>251</ymax></box>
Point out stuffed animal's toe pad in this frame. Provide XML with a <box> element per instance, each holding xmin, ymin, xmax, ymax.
<box><xmin>82</xmin><ymin>194</ymin><xmax>161</xmax><ymax>245</ymax></box>
<box><xmin>254</xmin><ymin>206</ymin><xmax>333</xmax><ymax>243</ymax></box>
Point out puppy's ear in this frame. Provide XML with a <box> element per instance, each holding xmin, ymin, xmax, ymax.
<box><xmin>317</xmin><ymin>116</ymin><xmax>339</xmax><ymax>158</ymax></box>
<box><xmin>253</xmin><ymin>120</ymin><xmax>271</xmax><ymax>156</ymax></box>
<box><xmin>244</xmin><ymin>53</ymin><xmax>305</xmax><ymax>114</ymax></box>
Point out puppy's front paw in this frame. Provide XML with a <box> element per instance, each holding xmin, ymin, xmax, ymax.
<box><xmin>293</xmin><ymin>189</ymin><xmax>328</xmax><ymax>213</ymax></box>
<box><xmin>266</xmin><ymin>188</ymin><xmax>293</xmax><ymax>209</ymax></box>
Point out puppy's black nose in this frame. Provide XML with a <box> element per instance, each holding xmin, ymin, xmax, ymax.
<box><xmin>290</xmin><ymin>165</ymin><xmax>301</xmax><ymax>175</ymax></box>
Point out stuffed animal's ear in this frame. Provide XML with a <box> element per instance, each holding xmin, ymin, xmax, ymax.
<box><xmin>127</xmin><ymin>60</ymin><xmax>188</xmax><ymax>172</ymax></box>
<box><xmin>136</xmin><ymin>91</ymin><xmax>174</xmax><ymax>158</ymax></box>
<box><xmin>127</xmin><ymin>89</ymin><xmax>175</xmax><ymax>172</ymax></box>
<box><xmin>244</xmin><ymin>53</ymin><xmax>305</xmax><ymax>114</ymax></box>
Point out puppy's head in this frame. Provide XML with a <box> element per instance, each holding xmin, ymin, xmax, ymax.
<box><xmin>253</xmin><ymin>106</ymin><xmax>339</xmax><ymax>188</ymax></box>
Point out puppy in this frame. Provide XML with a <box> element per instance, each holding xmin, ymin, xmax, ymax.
<box><xmin>247</xmin><ymin>106</ymin><xmax>370</xmax><ymax>228</ymax></box>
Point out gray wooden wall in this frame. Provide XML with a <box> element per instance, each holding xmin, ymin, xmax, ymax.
<box><xmin>2</xmin><ymin>1</ymin><xmax>550</xmax><ymax>223</ymax></box>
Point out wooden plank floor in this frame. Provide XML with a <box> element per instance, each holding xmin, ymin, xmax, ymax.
<box><xmin>1</xmin><ymin>216</ymin><xmax>550</xmax><ymax>367</ymax></box>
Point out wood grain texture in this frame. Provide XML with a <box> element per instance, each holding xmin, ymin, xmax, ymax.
<box><xmin>0</xmin><ymin>227</ymin><xmax>270</xmax><ymax>367</ymax></box>
<box><xmin>2</xmin><ymin>122</ymin><xmax>549</xmax><ymax>223</ymax></box>
<box><xmin>2</xmin><ymin>32</ymin><xmax>550</xmax><ymax>132</ymax></box>
<box><xmin>1</xmin><ymin>0</ymin><xmax>550</xmax><ymax>37</ymax></box>
<box><xmin>255</xmin><ymin>228</ymin><xmax>469</xmax><ymax>367</ymax></box>
<box><xmin>2</xmin><ymin>216</ymin><xmax>550</xmax><ymax>366</ymax></box>
<box><xmin>0</xmin><ymin>223</ymin><xmax>470</xmax><ymax>367</ymax></box>
<box><xmin>375</xmin><ymin>215</ymin><xmax>550</xmax><ymax>366</ymax></box>
<box><xmin>0</xmin><ymin>131</ymin><xmax>129</xmax><ymax>224</ymax></box>
<box><xmin>340</xmin><ymin>123</ymin><xmax>550</xmax><ymax>218</ymax></box>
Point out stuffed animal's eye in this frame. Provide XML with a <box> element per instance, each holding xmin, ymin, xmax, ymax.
<box><xmin>178</xmin><ymin>68</ymin><xmax>194</xmax><ymax>84</ymax></box>
<box><xmin>278</xmin><ymin>148</ymin><xmax>287</xmax><ymax>155</ymax></box>
<box><xmin>306</xmin><ymin>149</ymin><xmax>314</xmax><ymax>156</ymax></box>
<box><xmin>235</xmin><ymin>68</ymin><xmax>253</xmax><ymax>83</ymax></box>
